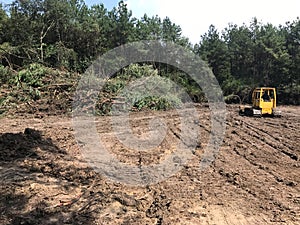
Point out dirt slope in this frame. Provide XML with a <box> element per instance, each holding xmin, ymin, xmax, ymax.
<box><xmin>0</xmin><ymin>105</ymin><xmax>299</xmax><ymax>225</ymax></box>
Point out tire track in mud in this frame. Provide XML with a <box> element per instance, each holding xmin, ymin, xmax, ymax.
<box><xmin>227</xmin><ymin>117</ymin><xmax>299</xmax><ymax>183</ymax></box>
<box><xmin>182</xmin><ymin>116</ymin><xmax>287</xmax><ymax>223</ymax></box>
<box><xmin>214</xmin><ymin>158</ymin><xmax>298</xmax><ymax>223</ymax></box>
<box><xmin>245</xmin><ymin>116</ymin><xmax>299</xmax><ymax>146</ymax></box>
<box><xmin>243</xmin><ymin>121</ymin><xmax>299</xmax><ymax>166</ymax></box>
<box><xmin>263</xmin><ymin>120</ymin><xmax>299</xmax><ymax>133</ymax></box>
<box><xmin>219</xmin><ymin>112</ymin><xmax>300</xmax><ymax>223</ymax></box>
<box><xmin>227</xmin><ymin>112</ymin><xmax>299</xmax><ymax>154</ymax></box>
<box><xmin>237</xmin><ymin>119</ymin><xmax>298</xmax><ymax>161</ymax></box>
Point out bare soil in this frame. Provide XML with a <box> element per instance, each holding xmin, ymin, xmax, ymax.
<box><xmin>0</xmin><ymin>105</ymin><xmax>299</xmax><ymax>225</ymax></box>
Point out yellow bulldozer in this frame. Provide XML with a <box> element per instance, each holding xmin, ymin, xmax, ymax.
<box><xmin>239</xmin><ymin>87</ymin><xmax>281</xmax><ymax>117</ymax></box>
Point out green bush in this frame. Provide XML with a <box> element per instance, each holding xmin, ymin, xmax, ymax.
<box><xmin>133</xmin><ymin>95</ymin><xmax>181</xmax><ymax>110</ymax></box>
<box><xmin>118</xmin><ymin>63</ymin><xmax>158</xmax><ymax>80</ymax></box>
<box><xmin>96</xmin><ymin>64</ymin><xmax>186</xmax><ymax>114</ymax></box>
<box><xmin>0</xmin><ymin>65</ymin><xmax>13</xmax><ymax>84</ymax></box>
<box><xmin>13</xmin><ymin>63</ymin><xmax>48</xmax><ymax>87</ymax></box>
<box><xmin>103</xmin><ymin>79</ymin><xmax>126</xmax><ymax>94</ymax></box>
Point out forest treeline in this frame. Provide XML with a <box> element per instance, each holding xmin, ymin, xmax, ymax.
<box><xmin>0</xmin><ymin>0</ymin><xmax>299</xmax><ymax>108</ymax></box>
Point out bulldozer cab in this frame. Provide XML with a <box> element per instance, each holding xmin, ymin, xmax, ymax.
<box><xmin>239</xmin><ymin>87</ymin><xmax>281</xmax><ymax>117</ymax></box>
<box><xmin>252</xmin><ymin>88</ymin><xmax>276</xmax><ymax>115</ymax></box>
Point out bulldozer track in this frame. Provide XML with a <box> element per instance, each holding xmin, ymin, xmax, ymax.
<box><xmin>236</xmin><ymin>120</ymin><xmax>298</xmax><ymax>161</ymax></box>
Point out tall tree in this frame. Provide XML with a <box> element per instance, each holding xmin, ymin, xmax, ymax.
<box><xmin>223</xmin><ymin>23</ymin><xmax>255</xmax><ymax>85</ymax></box>
<box><xmin>194</xmin><ymin>25</ymin><xmax>231</xmax><ymax>86</ymax></box>
<box><xmin>107</xmin><ymin>0</ymin><xmax>136</xmax><ymax>47</ymax></box>
<box><xmin>135</xmin><ymin>14</ymin><xmax>162</xmax><ymax>40</ymax></box>
<box><xmin>283</xmin><ymin>18</ymin><xmax>300</xmax><ymax>87</ymax></box>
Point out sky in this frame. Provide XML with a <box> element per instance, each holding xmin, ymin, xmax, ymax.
<box><xmin>1</xmin><ymin>0</ymin><xmax>299</xmax><ymax>44</ymax></box>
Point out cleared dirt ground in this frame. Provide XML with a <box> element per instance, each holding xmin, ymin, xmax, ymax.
<box><xmin>0</xmin><ymin>105</ymin><xmax>299</xmax><ymax>225</ymax></box>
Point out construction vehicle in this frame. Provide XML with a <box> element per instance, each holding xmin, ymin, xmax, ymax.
<box><xmin>239</xmin><ymin>87</ymin><xmax>281</xmax><ymax>117</ymax></box>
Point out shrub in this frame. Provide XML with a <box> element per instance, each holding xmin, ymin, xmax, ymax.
<box><xmin>13</xmin><ymin>63</ymin><xmax>48</xmax><ymax>88</ymax></box>
<box><xmin>0</xmin><ymin>65</ymin><xmax>13</xmax><ymax>84</ymax></box>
